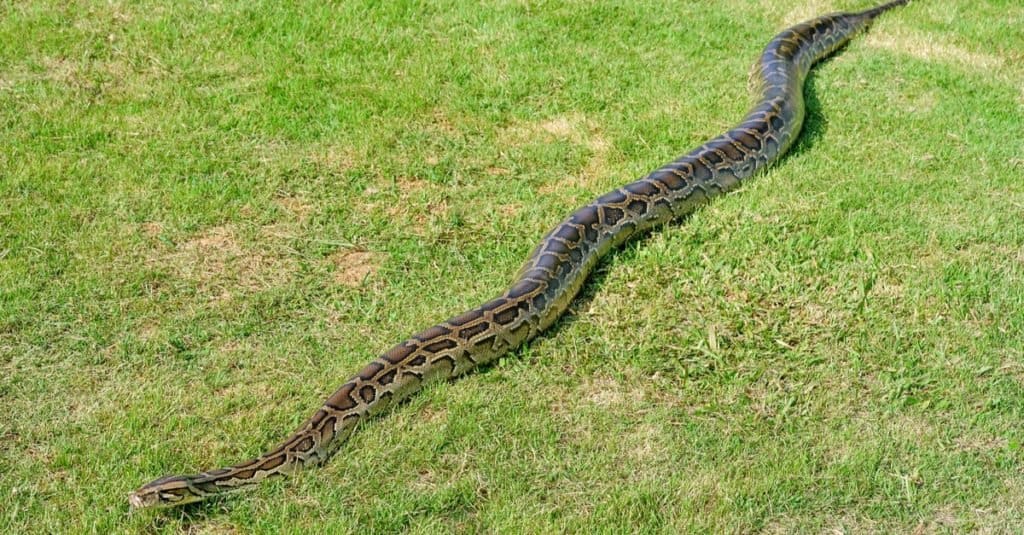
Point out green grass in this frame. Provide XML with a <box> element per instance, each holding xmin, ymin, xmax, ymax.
<box><xmin>2</xmin><ymin>0</ymin><xmax>1023</xmax><ymax>532</ymax></box>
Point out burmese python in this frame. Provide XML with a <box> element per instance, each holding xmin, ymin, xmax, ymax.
<box><xmin>130</xmin><ymin>0</ymin><xmax>909</xmax><ymax>509</ymax></box>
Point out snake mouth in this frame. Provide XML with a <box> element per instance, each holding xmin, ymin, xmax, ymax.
<box><xmin>128</xmin><ymin>491</ymin><xmax>155</xmax><ymax>509</ymax></box>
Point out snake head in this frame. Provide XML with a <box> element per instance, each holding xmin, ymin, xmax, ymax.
<box><xmin>128</xmin><ymin>475</ymin><xmax>204</xmax><ymax>509</ymax></box>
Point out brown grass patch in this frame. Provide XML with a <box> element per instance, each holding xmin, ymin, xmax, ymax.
<box><xmin>396</xmin><ymin>176</ymin><xmax>430</xmax><ymax>194</ymax></box>
<box><xmin>498</xmin><ymin>203</ymin><xmax>521</xmax><ymax>217</ymax></box>
<box><xmin>330</xmin><ymin>250</ymin><xmax>383</xmax><ymax>287</ymax></box>
<box><xmin>40</xmin><ymin>56</ymin><xmax>81</xmax><ymax>86</ymax></box>
<box><xmin>307</xmin><ymin>144</ymin><xmax>357</xmax><ymax>175</ymax></box>
<box><xmin>774</xmin><ymin>1</ymin><xmax>833</xmax><ymax>26</ymax></box>
<box><xmin>421</xmin><ymin>405</ymin><xmax>449</xmax><ymax>424</ymax></box>
<box><xmin>273</xmin><ymin>195</ymin><xmax>312</xmax><ymax>220</ymax></box>
<box><xmin>137</xmin><ymin>321</ymin><xmax>161</xmax><ymax>341</ymax></box>
<box><xmin>501</xmin><ymin>113</ymin><xmax>615</xmax><ymax>194</ymax></box>
<box><xmin>140</xmin><ymin>221</ymin><xmax>163</xmax><ymax>238</ymax></box>
<box><xmin>581</xmin><ymin>375</ymin><xmax>646</xmax><ymax>408</ymax></box>
<box><xmin>486</xmin><ymin>166</ymin><xmax>510</xmax><ymax>176</ymax></box>
<box><xmin>157</xmin><ymin>225</ymin><xmax>296</xmax><ymax>296</ymax></box>
<box><xmin>539</xmin><ymin>116</ymin><xmax>574</xmax><ymax>137</ymax></box>
<box><xmin>863</xmin><ymin>28</ymin><xmax>1005</xmax><ymax>72</ymax></box>
<box><xmin>368</xmin><ymin>177</ymin><xmax>450</xmax><ymax>236</ymax></box>
<box><xmin>953</xmin><ymin>433</ymin><xmax>1008</xmax><ymax>454</ymax></box>
<box><xmin>624</xmin><ymin>422</ymin><xmax>668</xmax><ymax>464</ymax></box>
<box><xmin>256</xmin><ymin>141</ymin><xmax>357</xmax><ymax>177</ymax></box>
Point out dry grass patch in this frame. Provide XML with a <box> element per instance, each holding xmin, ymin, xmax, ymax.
<box><xmin>273</xmin><ymin>195</ymin><xmax>313</xmax><ymax>220</ymax></box>
<box><xmin>330</xmin><ymin>249</ymin><xmax>384</xmax><ymax>287</ymax></box>
<box><xmin>579</xmin><ymin>375</ymin><xmax>649</xmax><ymax>410</ymax></box>
<box><xmin>485</xmin><ymin>166</ymin><xmax>511</xmax><ymax>176</ymax></box>
<box><xmin>156</xmin><ymin>225</ymin><xmax>297</xmax><ymax>296</ymax></box>
<box><xmin>863</xmin><ymin>28</ymin><xmax>1005</xmax><ymax>72</ymax></box>
<box><xmin>775</xmin><ymin>0</ymin><xmax>834</xmax><ymax>26</ymax></box>
<box><xmin>500</xmin><ymin>114</ymin><xmax>615</xmax><ymax>194</ymax></box>
<box><xmin>497</xmin><ymin>203</ymin><xmax>521</xmax><ymax>216</ymax></box>
<box><xmin>952</xmin><ymin>433</ymin><xmax>1008</xmax><ymax>454</ymax></box>
<box><xmin>623</xmin><ymin>422</ymin><xmax>670</xmax><ymax>464</ymax></box>
<box><xmin>538</xmin><ymin>116</ymin><xmax>574</xmax><ymax>137</ymax></box>
<box><xmin>367</xmin><ymin>176</ymin><xmax>451</xmax><ymax>235</ymax></box>
<box><xmin>139</xmin><ymin>221</ymin><xmax>163</xmax><ymax>238</ymax></box>
<box><xmin>305</xmin><ymin>143</ymin><xmax>358</xmax><ymax>175</ymax></box>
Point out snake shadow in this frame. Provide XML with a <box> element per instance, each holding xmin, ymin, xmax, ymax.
<box><xmin>162</xmin><ymin>60</ymin><xmax>836</xmax><ymax>523</ymax></box>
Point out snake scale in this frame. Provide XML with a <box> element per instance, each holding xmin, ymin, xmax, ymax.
<box><xmin>130</xmin><ymin>0</ymin><xmax>909</xmax><ymax>509</ymax></box>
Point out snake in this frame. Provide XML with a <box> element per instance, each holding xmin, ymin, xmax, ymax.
<box><xmin>130</xmin><ymin>0</ymin><xmax>910</xmax><ymax>509</ymax></box>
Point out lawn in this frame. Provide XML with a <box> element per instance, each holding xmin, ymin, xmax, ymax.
<box><xmin>2</xmin><ymin>0</ymin><xmax>1023</xmax><ymax>532</ymax></box>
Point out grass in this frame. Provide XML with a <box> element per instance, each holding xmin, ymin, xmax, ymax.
<box><xmin>2</xmin><ymin>0</ymin><xmax>1023</xmax><ymax>532</ymax></box>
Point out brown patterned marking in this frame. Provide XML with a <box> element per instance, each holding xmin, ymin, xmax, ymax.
<box><xmin>535</xmin><ymin>253</ymin><xmax>562</xmax><ymax>272</ymax></box>
<box><xmin>508</xmin><ymin>279</ymin><xmax>541</xmax><ymax>299</ymax></box>
<box><xmin>377</xmin><ymin>369</ymin><xmax>397</xmax><ymax>385</ymax></box>
<box><xmin>544</xmin><ymin>239</ymin><xmax>569</xmax><ymax>254</ymax></box>
<box><xmin>326</xmin><ymin>383</ymin><xmax>358</xmax><ymax>411</ymax></box>
<box><xmin>295</xmin><ymin>436</ymin><xmax>315</xmax><ymax>452</ymax></box>
<box><xmin>233</xmin><ymin>468</ymin><xmax>257</xmax><ymax>480</ymax></box>
<box><xmin>318</xmin><ymin>415</ymin><xmax>338</xmax><ymax>440</ymax></box>
<box><xmin>194</xmin><ymin>481</ymin><xmax>222</xmax><ymax>494</ymax></box>
<box><xmin>446</xmin><ymin>308</ymin><xmax>482</xmax><ymax>327</ymax></box>
<box><xmin>571</xmin><ymin>205</ymin><xmax>599</xmax><ymax>227</ymax></box>
<box><xmin>416</xmin><ymin>325</ymin><xmax>452</xmax><ymax>340</ymax></box>
<box><xmin>473</xmin><ymin>334</ymin><xmax>497</xmax><ymax>351</ymax></box>
<box><xmin>627</xmin><ymin>199</ymin><xmax>648</xmax><ymax>215</ymax></box>
<box><xmin>381</xmin><ymin>342</ymin><xmax>416</xmax><ymax>364</ymax></box>
<box><xmin>431</xmin><ymin>355</ymin><xmax>458</xmax><ymax>374</ymax></box>
<box><xmin>655</xmin><ymin>170</ymin><xmax>687</xmax><ymax>191</ymax></box>
<box><xmin>554</xmin><ymin>224</ymin><xmax>581</xmax><ymax>243</ymax></box>
<box><xmin>510</xmin><ymin>321</ymin><xmax>532</xmax><ymax>341</ymax></box>
<box><xmin>601</xmin><ymin>206</ymin><xmax>625</xmax><ymax>226</ymax></box>
<box><xmin>479</xmin><ymin>298</ymin><xmax>507</xmax><ymax>313</ymax></box>
<box><xmin>597</xmin><ymin>189</ymin><xmax>628</xmax><ymax>204</ymax></box>
<box><xmin>358</xmin><ymin>385</ymin><xmax>376</xmax><ymax>404</ymax></box>
<box><xmin>714</xmin><ymin>139</ymin><xmax>744</xmax><ymax>160</ymax></box>
<box><xmin>624</xmin><ymin>180</ymin><xmax>659</xmax><ymax>197</ymax></box>
<box><xmin>691</xmin><ymin>160</ymin><xmax>712</xmax><ymax>181</ymax></box>
<box><xmin>357</xmin><ymin>362</ymin><xmax>385</xmax><ymax>381</ymax></box>
<box><xmin>167</xmin><ymin>488</ymin><xmax>192</xmax><ymax>498</ymax></box>
<box><xmin>733</xmin><ymin>130</ymin><xmax>762</xmax><ymax>152</ymax></box>
<box><xmin>458</xmin><ymin>321</ymin><xmax>490</xmax><ymax>340</ymax></box>
<box><xmin>423</xmin><ymin>338</ymin><xmax>458</xmax><ymax>353</ymax></box>
<box><xmin>259</xmin><ymin>455</ymin><xmax>286</xmax><ymax>471</ymax></box>
<box><xmin>494</xmin><ymin>306</ymin><xmax>520</xmax><ymax>325</ymax></box>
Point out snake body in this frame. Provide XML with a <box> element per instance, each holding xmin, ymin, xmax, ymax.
<box><xmin>130</xmin><ymin>1</ymin><xmax>908</xmax><ymax>508</ymax></box>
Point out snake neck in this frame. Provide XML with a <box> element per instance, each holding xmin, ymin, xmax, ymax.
<box><xmin>129</xmin><ymin>1</ymin><xmax>907</xmax><ymax>510</ymax></box>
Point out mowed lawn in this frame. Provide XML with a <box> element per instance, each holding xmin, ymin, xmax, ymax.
<box><xmin>2</xmin><ymin>0</ymin><xmax>1023</xmax><ymax>532</ymax></box>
